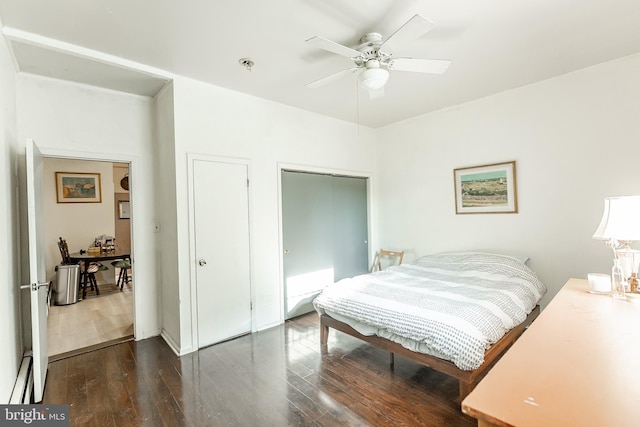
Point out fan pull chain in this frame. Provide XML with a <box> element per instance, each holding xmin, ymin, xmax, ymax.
<box><xmin>356</xmin><ymin>79</ymin><xmax>360</xmax><ymax>136</ymax></box>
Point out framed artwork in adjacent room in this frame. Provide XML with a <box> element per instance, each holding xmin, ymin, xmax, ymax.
<box><xmin>118</xmin><ymin>200</ymin><xmax>131</xmax><ymax>219</ymax></box>
<box><xmin>454</xmin><ymin>161</ymin><xmax>518</xmax><ymax>214</ymax></box>
<box><xmin>55</xmin><ymin>172</ymin><xmax>102</xmax><ymax>203</ymax></box>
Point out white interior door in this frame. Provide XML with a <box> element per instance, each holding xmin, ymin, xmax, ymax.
<box><xmin>193</xmin><ymin>159</ymin><xmax>251</xmax><ymax>348</ymax></box>
<box><xmin>25</xmin><ymin>139</ymin><xmax>49</xmax><ymax>402</ymax></box>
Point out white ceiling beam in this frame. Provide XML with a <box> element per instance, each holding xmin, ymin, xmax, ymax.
<box><xmin>1</xmin><ymin>26</ymin><xmax>174</xmax><ymax>81</ymax></box>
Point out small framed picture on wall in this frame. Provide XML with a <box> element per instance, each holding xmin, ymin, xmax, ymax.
<box><xmin>453</xmin><ymin>161</ymin><xmax>518</xmax><ymax>214</ymax></box>
<box><xmin>118</xmin><ymin>200</ymin><xmax>131</xmax><ymax>219</ymax></box>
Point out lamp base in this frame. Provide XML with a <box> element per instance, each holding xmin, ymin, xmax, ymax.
<box><xmin>629</xmin><ymin>273</ymin><xmax>640</xmax><ymax>293</ymax></box>
<box><xmin>616</xmin><ymin>248</ymin><xmax>640</xmax><ymax>294</ymax></box>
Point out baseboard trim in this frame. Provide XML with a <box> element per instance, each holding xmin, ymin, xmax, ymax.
<box><xmin>160</xmin><ymin>330</ymin><xmax>180</xmax><ymax>356</ymax></box>
<box><xmin>10</xmin><ymin>353</ymin><xmax>33</xmax><ymax>404</ymax></box>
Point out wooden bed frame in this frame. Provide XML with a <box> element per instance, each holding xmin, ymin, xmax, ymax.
<box><xmin>319</xmin><ymin>305</ymin><xmax>540</xmax><ymax>402</ymax></box>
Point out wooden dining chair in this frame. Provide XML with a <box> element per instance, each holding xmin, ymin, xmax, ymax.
<box><xmin>57</xmin><ymin>237</ymin><xmax>105</xmax><ymax>296</ymax></box>
<box><xmin>371</xmin><ymin>249</ymin><xmax>404</xmax><ymax>272</ymax></box>
<box><xmin>57</xmin><ymin>236</ymin><xmax>72</xmax><ymax>265</ymax></box>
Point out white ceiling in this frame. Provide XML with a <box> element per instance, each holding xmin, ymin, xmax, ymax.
<box><xmin>1</xmin><ymin>0</ymin><xmax>639</xmax><ymax>128</ymax></box>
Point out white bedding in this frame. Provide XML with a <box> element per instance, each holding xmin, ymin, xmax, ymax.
<box><xmin>313</xmin><ymin>252</ymin><xmax>547</xmax><ymax>370</ymax></box>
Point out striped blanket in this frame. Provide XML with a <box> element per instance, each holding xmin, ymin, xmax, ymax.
<box><xmin>313</xmin><ymin>252</ymin><xmax>546</xmax><ymax>370</ymax></box>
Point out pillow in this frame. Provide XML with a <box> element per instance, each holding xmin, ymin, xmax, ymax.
<box><xmin>413</xmin><ymin>251</ymin><xmax>530</xmax><ymax>268</ymax></box>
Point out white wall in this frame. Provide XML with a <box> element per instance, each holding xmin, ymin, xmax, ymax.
<box><xmin>42</xmin><ymin>158</ymin><xmax>116</xmax><ymax>283</ymax></box>
<box><xmin>168</xmin><ymin>77</ymin><xmax>378</xmax><ymax>352</ymax></box>
<box><xmin>376</xmin><ymin>53</ymin><xmax>640</xmax><ymax>307</ymax></box>
<box><xmin>16</xmin><ymin>75</ymin><xmax>161</xmax><ymax>340</ymax></box>
<box><xmin>154</xmin><ymin>82</ymin><xmax>180</xmax><ymax>350</ymax></box>
<box><xmin>0</xmin><ymin>26</ymin><xmax>23</xmax><ymax>403</ymax></box>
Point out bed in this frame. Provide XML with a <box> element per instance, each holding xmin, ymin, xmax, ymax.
<box><xmin>313</xmin><ymin>252</ymin><xmax>547</xmax><ymax>401</ymax></box>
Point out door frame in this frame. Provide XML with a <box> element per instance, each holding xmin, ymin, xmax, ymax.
<box><xmin>187</xmin><ymin>153</ymin><xmax>254</xmax><ymax>350</ymax></box>
<box><xmin>38</xmin><ymin>147</ymin><xmax>139</xmax><ymax>339</ymax></box>
<box><xmin>276</xmin><ymin>162</ymin><xmax>376</xmax><ymax>323</ymax></box>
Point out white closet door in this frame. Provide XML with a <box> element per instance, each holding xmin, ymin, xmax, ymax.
<box><xmin>194</xmin><ymin>160</ymin><xmax>251</xmax><ymax>347</ymax></box>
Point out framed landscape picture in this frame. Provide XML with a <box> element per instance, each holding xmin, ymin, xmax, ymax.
<box><xmin>453</xmin><ymin>161</ymin><xmax>517</xmax><ymax>214</ymax></box>
<box><xmin>56</xmin><ymin>172</ymin><xmax>102</xmax><ymax>203</ymax></box>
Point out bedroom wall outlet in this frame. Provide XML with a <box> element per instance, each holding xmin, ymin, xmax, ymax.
<box><xmin>153</xmin><ymin>222</ymin><xmax>160</xmax><ymax>233</ymax></box>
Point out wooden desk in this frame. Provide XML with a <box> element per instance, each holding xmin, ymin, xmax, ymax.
<box><xmin>69</xmin><ymin>250</ymin><xmax>130</xmax><ymax>299</ymax></box>
<box><xmin>461</xmin><ymin>278</ymin><xmax>640</xmax><ymax>426</ymax></box>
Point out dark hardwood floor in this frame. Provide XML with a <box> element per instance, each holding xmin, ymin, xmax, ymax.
<box><xmin>42</xmin><ymin>313</ymin><xmax>477</xmax><ymax>426</ymax></box>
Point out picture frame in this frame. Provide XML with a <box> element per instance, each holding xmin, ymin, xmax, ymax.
<box><xmin>453</xmin><ymin>161</ymin><xmax>518</xmax><ymax>214</ymax></box>
<box><xmin>55</xmin><ymin>172</ymin><xmax>102</xmax><ymax>203</ymax></box>
<box><xmin>118</xmin><ymin>200</ymin><xmax>131</xmax><ymax>219</ymax></box>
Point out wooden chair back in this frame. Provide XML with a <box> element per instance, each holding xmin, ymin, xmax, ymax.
<box><xmin>57</xmin><ymin>237</ymin><xmax>72</xmax><ymax>265</ymax></box>
<box><xmin>371</xmin><ymin>249</ymin><xmax>404</xmax><ymax>272</ymax></box>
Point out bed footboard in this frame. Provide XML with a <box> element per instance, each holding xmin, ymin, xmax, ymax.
<box><xmin>319</xmin><ymin>305</ymin><xmax>540</xmax><ymax>402</ymax></box>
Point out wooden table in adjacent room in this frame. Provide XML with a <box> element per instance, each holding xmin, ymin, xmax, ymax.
<box><xmin>461</xmin><ymin>278</ymin><xmax>640</xmax><ymax>427</ymax></box>
<box><xmin>69</xmin><ymin>250</ymin><xmax>131</xmax><ymax>299</ymax></box>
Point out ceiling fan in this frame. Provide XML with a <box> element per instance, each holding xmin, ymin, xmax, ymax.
<box><xmin>305</xmin><ymin>14</ymin><xmax>451</xmax><ymax>99</ymax></box>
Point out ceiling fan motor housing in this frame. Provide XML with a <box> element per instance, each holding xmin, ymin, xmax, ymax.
<box><xmin>355</xmin><ymin>33</ymin><xmax>391</xmax><ymax>68</ymax></box>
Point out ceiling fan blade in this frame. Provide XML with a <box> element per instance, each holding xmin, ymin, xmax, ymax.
<box><xmin>305</xmin><ymin>36</ymin><xmax>362</xmax><ymax>58</ymax></box>
<box><xmin>388</xmin><ymin>58</ymin><xmax>451</xmax><ymax>74</ymax></box>
<box><xmin>380</xmin><ymin>14</ymin><xmax>436</xmax><ymax>52</ymax></box>
<box><xmin>368</xmin><ymin>87</ymin><xmax>385</xmax><ymax>100</ymax></box>
<box><xmin>306</xmin><ymin>67</ymin><xmax>361</xmax><ymax>88</ymax></box>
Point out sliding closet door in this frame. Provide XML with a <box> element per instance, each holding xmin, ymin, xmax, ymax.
<box><xmin>282</xmin><ymin>172</ymin><xmax>334</xmax><ymax>319</ymax></box>
<box><xmin>332</xmin><ymin>176</ymin><xmax>368</xmax><ymax>280</ymax></box>
<box><xmin>282</xmin><ymin>171</ymin><xmax>368</xmax><ymax>319</ymax></box>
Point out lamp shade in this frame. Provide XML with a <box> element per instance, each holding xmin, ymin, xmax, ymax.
<box><xmin>593</xmin><ymin>196</ymin><xmax>640</xmax><ymax>241</ymax></box>
<box><xmin>358</xmin><ymin>67</ymin><xmax>389</xmax><ymax>90</ymax></box>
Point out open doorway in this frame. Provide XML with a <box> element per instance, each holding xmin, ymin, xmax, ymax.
<box><xmin>43</xmin><ymin>158</ymin><xmax>134</xmax><ymax>358</ymax></box>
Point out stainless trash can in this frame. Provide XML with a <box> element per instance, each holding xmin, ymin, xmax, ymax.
<box><xmin>54</xmin><ymin>264</ymin><xmax>80</xmax><ymax>305</ymax></box>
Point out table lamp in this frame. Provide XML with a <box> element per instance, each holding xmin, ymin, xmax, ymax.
<box><xmin>593</xmin><ymin>196</ymin><xmax>640</xmax><ymax>295</ymax></box>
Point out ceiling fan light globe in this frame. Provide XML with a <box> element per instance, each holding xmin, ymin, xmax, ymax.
<box><xmin>358</xmin><ymin>68</ymin><xmax>389</xmax><ymax>90</ymax></box>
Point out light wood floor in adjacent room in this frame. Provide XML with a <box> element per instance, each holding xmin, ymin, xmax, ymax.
<box><xmin>47</xmin><ymin>279</ymin><xmax>133</xmax><ymax>358</ymax></box>
<box><xmin>42</xmin><ymin>313</ymin><xmax>476</xmax><ymax>426</ymax></box>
